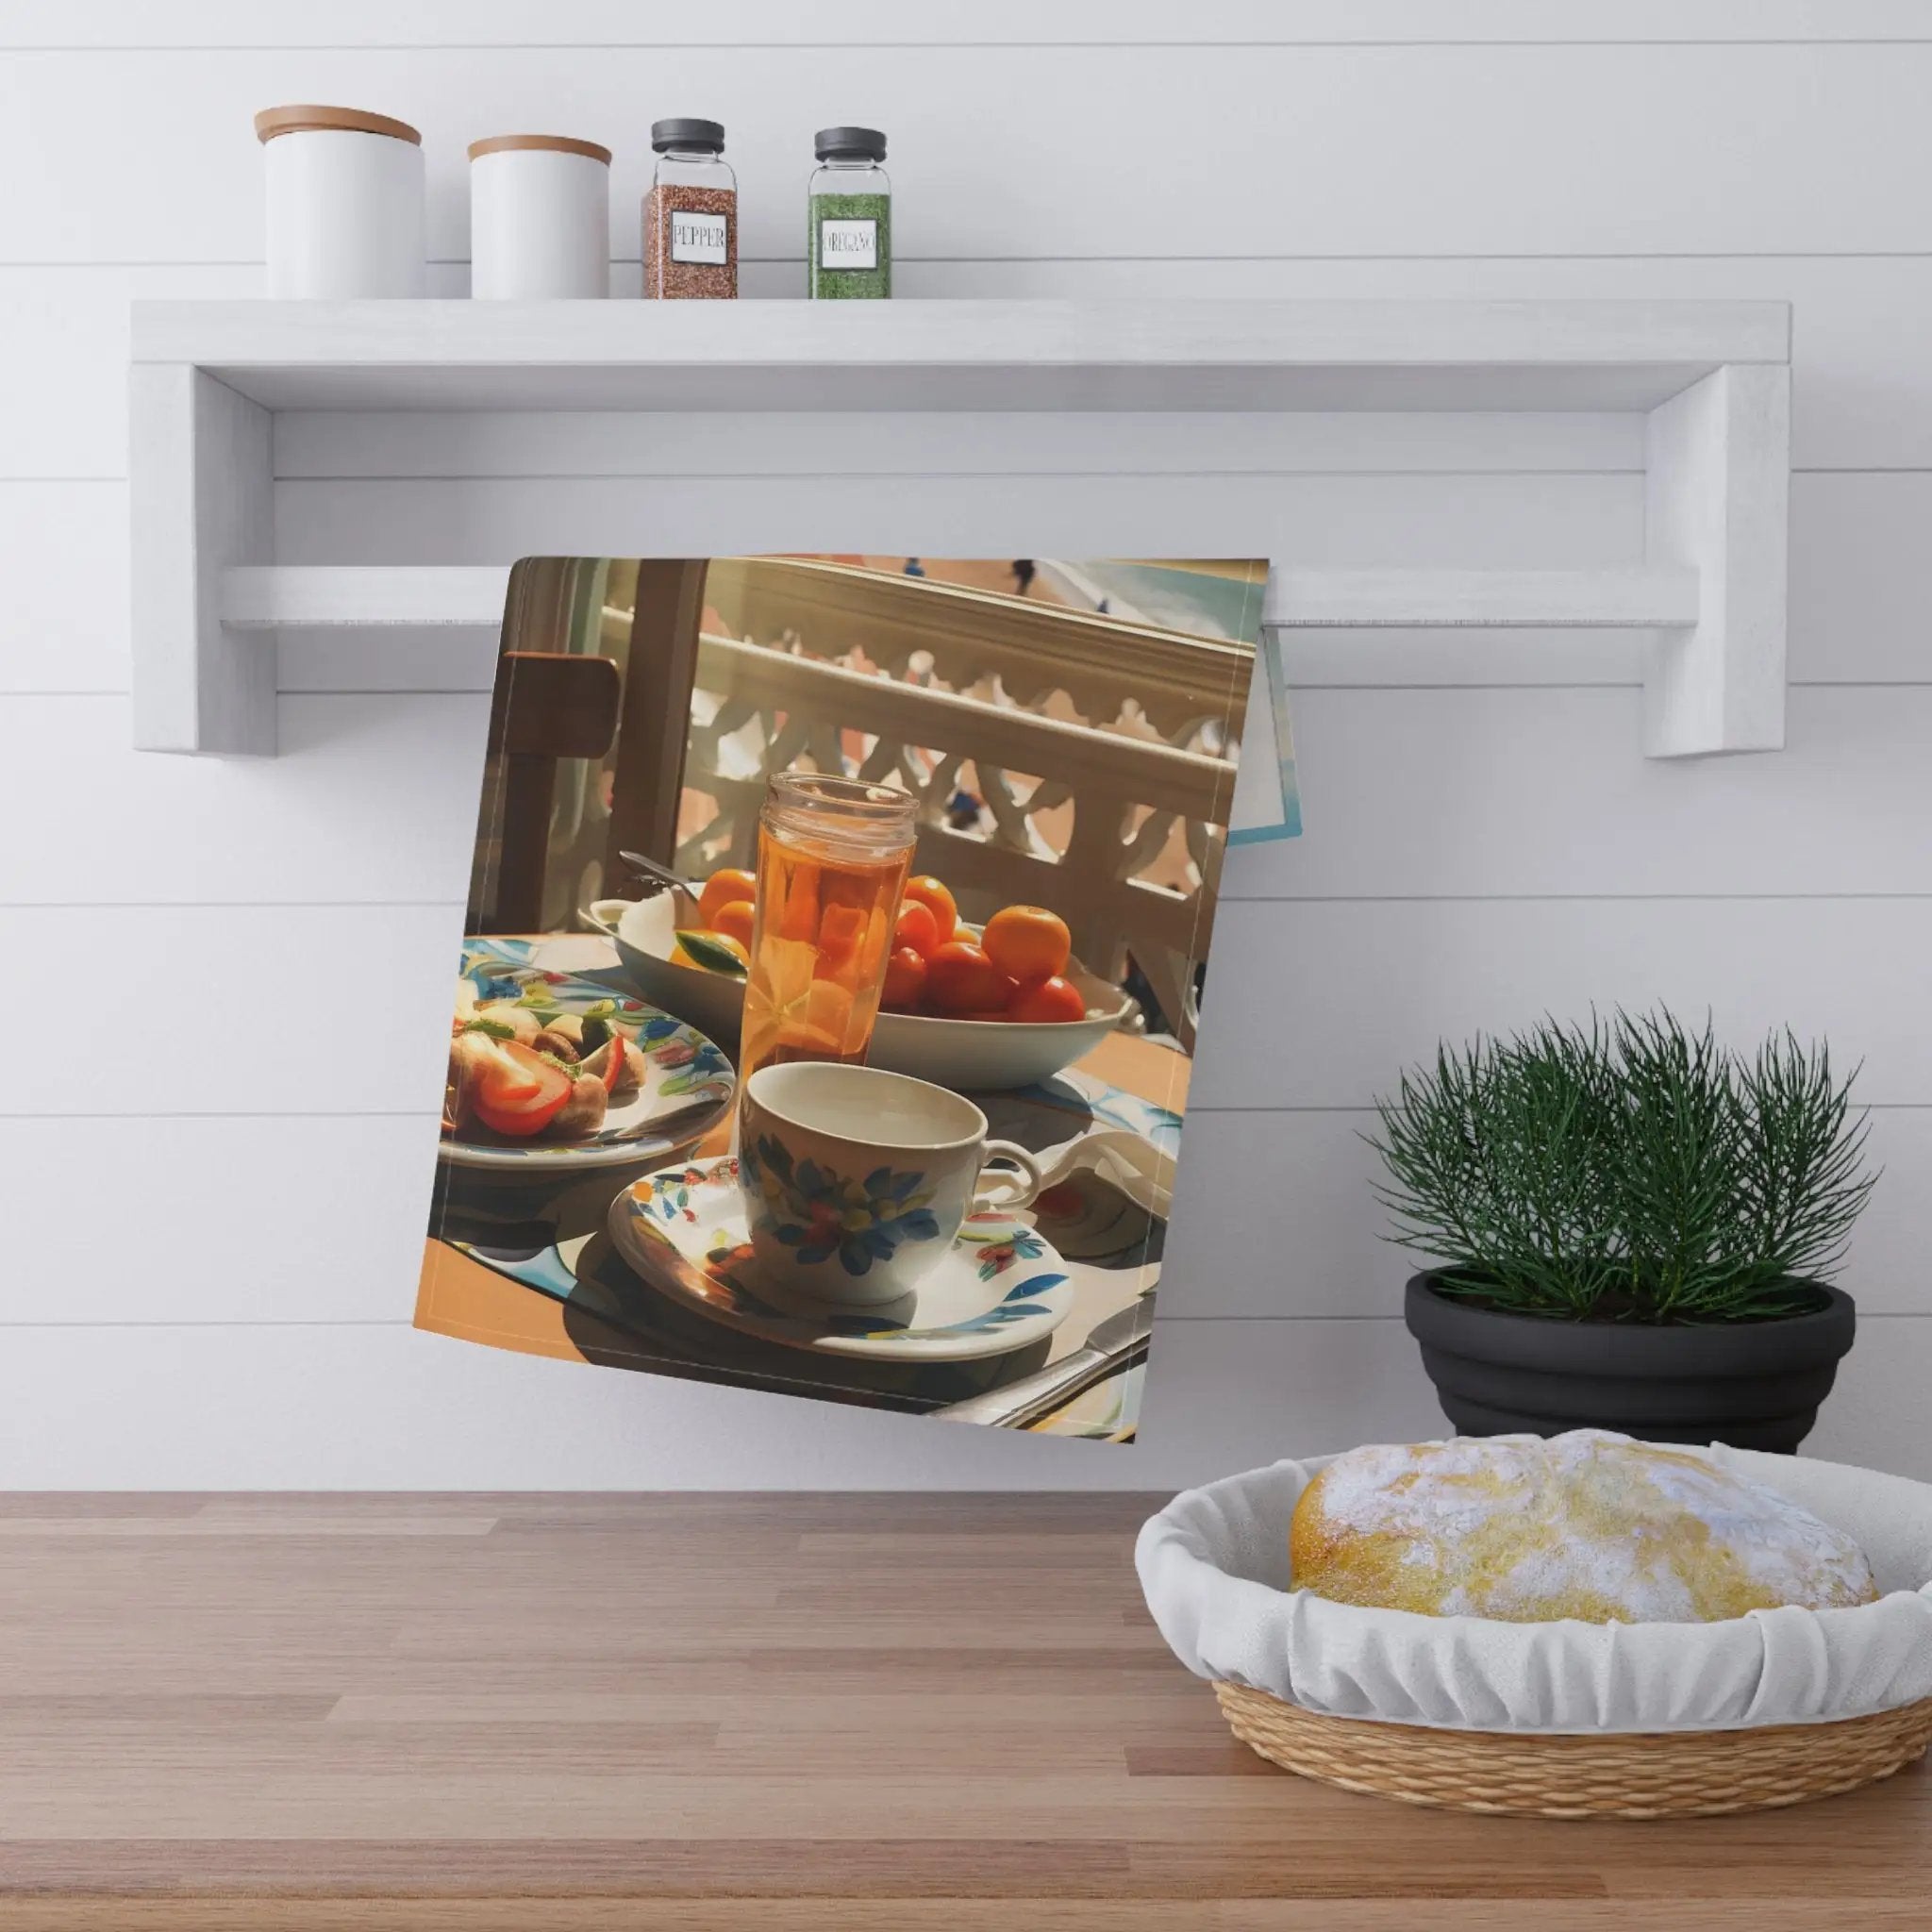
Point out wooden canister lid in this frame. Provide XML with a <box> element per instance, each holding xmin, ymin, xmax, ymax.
<box><xmin>467</xmin><ymin>133</ymin><xmax>612</xmax><ymax>165</ymax></box>
<box><xmin>255</xmin><ymin>105</ymin><xmax>422</xmax><ymax>145</ymax></box>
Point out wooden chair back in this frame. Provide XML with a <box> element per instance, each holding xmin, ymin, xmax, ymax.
<box><xmin>466</xmin><ymin>557</ymin><xmax>710</xmax><ymax>932</ymax></box>
<box><xmin>601</xmin><ymin>559</ymin><xmax>708</xmax><ymax>878</ymax></box>
<box><xmin>467</xmin><ymin>649</ymin><xmax>621</xmax><ymax>932</ymax></box>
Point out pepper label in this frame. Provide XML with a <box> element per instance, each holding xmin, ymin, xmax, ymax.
<box><xmin>671</xmin><ymin>211</ymin><xmax>729</xmax><ymax>265</ymax></box>
<box><xmin>819</xmin><ymin>218</ymin><xmax>878</xmax><ymax>272</ymax></box>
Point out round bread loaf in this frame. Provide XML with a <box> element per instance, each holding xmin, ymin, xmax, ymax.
<box><xmin>1290</xmin><ymin>1429</ymin><xmax>1878</xmax><ymax>1624</ymax></box>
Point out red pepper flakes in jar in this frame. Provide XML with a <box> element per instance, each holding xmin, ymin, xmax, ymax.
<box><xmin>643</xmin><ymin>117</ymin><xmax>738</xmax><ymax>298</ymax></box>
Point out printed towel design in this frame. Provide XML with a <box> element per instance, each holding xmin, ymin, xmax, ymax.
<box><xmin>416</xmin><ymin>555</ymin><xmax>1297</xmax><ymax>1440</ymax></box>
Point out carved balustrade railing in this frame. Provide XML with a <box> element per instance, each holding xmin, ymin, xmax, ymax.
<box><xmin>683</xmin><ymin>558</ymin><xmax>1253</xmax><ymax>1030</ymax></box>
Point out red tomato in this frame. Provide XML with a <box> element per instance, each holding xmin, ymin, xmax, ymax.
<box><xmin>1006</xmin><ymin>974</ymin><xmax>1088</xmax><ymax>1025</ymax></box>
<box><xmin>983</xmin><ymin>905</ymin><xmax>1072</xmax><ymax>982</ymax></box>
<box><xmin>901</xmin><ymin>875</ymin><xmax>958</xmax><ymax>947</ymax></box>
<box><xmin>881</xmin><ymin>944</ymin><xmax>928</xmax><ymax>1011</ymax></box>
<box><xmin>924</xmin><ymin>941</ymin><xmax>1014</xmax><ymax>1015</ymax></box>
<box><xmin>893</xmin><ymin>899</ymin><xmax>941</xmax><ymax>958</ymax></box>
<box><xmin>471</xmin><ymin>1039</ymin><xmax>575</xmax><ymax>1135</ymax></box>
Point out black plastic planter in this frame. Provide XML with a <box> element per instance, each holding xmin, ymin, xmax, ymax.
<box><xmin>1403</xmin><ymin>1274</ymin><xmax>1857</xmax><ymax>1454</ymax></box>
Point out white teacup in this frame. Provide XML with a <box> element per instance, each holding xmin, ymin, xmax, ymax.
<box><xmin>737</xmin><ymin>1062</ymin><xmax>1042</xmax><ymax>1307</ymax></box>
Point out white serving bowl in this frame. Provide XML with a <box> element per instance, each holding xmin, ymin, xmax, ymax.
<box><xmin>583</xmin><ymin>894</ymin><xmax>1133</xmax><ymax>1092</ymax></box>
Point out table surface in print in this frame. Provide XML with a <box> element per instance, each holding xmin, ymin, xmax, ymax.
<box><xmin>420</xmin><ymin>932</ymin><xmax>1183</xmax><ymax>1439</ymax></box>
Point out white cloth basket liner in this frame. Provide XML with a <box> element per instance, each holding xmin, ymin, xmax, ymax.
<box><xmin>1136</xmin><ymin>1444</ymin><xmax>1932</xmax><ymax>1734</ymax></box>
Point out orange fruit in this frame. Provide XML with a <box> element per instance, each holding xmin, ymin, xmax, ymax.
<box><xmin>924</xmin><ymin>941</ymin><xmax>1014</xmax><ymax>1015</ymax></box>
<box><xmin>816</xmin><ymin>901</ymin><xmax>866</xmax><ymax>974</ymax></box>
<box><xmin>774</xmin><ymin>1022</ymin><xmax>844</xmax><ymax>1059</ymax></box>
<box><xmin>698</xmin><ymin>867</ymin><xmax>758</xmax><ymax>927</ymax></box>
<box><xmin>776</xmin><ymin>859</ymin><xmax>821</xmax><ymax>942</ymax></box>
<box><xmin>803</xmin><ymin>976</ymin><xmax>855</xmax><ymax>1049</ymax></box>
<box><xmin>983</xmin><ymin>905</ymin><xmax>1071</xmax><ymax>982</ymax></box>
<box><xmin>901</xmin><ymin>876</ymin><xmax>958</xmax><ymax>947</ymax></box>
<box><xmin>893</xmin><ymin>900</ymin><xmax>942</xmax><ymax>958</ymax></box>
<box><xmin>858</xmin><ymin>904</ymin><xmax>894</xmax><ymax>985</ymax></box>
<box><xmin>759</xmin><ymin>934</ymin><xmax>817</xmax><ymax>1009</ymax></box>
<box><xmin>1007</xmin><ymin>974</ymin><xmax>1088</xmax><ymax>1025</ymax></box>
<box><xmin>881</xmin><ymin>945</ymin><xmax>928</xmax><ymax>1011</ymax></box>
<box><xmin>708</xmin><ymin>898</ymin><xmax>756</xmax><ymax>949</ymax></box>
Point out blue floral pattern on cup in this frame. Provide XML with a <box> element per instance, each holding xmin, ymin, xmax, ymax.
<box><xmin>604</xmin><ymin>1158</ymin><xmax>1080</xmax><ymax>1361</ymax></box>
<box><xmin>739</xmin><ymin>1133</ymin><xmax>942</xmax><ymax>1278</ymax></box>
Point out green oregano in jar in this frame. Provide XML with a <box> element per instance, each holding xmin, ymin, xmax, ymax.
<box><xmin>808</xmin><ymin>125</ymin><xmax>890</xmax><ymax>299</ymax></box>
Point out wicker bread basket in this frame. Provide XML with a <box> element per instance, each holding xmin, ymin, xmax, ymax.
<box><xmin>1139</xmin><ymin>1442</ymin><xmax>1932</xmax><ymax>1820</ymax></box>
<box><xmin>1214</xmin><ymin>1680</ymin><xmax>1932</xmax><ymax>1818</ymax></box>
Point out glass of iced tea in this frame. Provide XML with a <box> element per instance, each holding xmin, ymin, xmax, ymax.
<box><xmin>739</xmin><ymin>771</ymin><xmax>918</xmax><ymax>1083</ymax></box>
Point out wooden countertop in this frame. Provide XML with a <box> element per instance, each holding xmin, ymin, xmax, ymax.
<box><xmin>2</xmin><ymin>1491</ymin><xmax>1926</xmax><ymax>1930</ymax></box>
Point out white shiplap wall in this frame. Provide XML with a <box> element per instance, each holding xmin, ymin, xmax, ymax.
<box><xmin>4</xmin><ymin>1</ymin><xmax>1930</xmax><ymax>1489</ymax></box>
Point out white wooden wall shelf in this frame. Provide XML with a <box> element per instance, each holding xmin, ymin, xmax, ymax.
<box><xmin>127</xmin><ymin>298</ymin><xmax>1790</xmax><ymax>758</ymax></box>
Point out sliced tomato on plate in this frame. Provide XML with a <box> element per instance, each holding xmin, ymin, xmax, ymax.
<box><xmin>470</xmin><ymin>1038</ymin><xmax>575</xmax><ymax>1137</ymax></box>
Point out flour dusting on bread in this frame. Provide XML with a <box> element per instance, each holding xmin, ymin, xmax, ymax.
<box><xmin>1291</xmin><ymin>1430</ymin><xmax>1877</xmax><ymax>1624</ymax></box>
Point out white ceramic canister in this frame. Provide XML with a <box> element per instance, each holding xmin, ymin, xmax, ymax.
<box><xmin>256</xmin><ymin>104</ymin><xmax>425</xmax><ymax>297</ymax></box>
<box><xmin>468</xmin><ymin>134</ymin><xmax>612</xmax><ymax>298</ymax></box>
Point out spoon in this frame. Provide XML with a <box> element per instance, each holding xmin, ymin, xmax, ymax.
<box><xmin>618</xmin><ymin>850</ymin><xmax>702</xmax><ymax>896</ymax></box>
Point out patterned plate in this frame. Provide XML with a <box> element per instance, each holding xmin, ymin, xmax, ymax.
<box><xmin>440</xmin><ymin>939</ymin><xmax>735</xmax><ymax>1173</ymax></box>
<box><xmin>606</xmin><ymin>1156</ymin><xmax>1076</xmax><ymax>1362</ymax></box>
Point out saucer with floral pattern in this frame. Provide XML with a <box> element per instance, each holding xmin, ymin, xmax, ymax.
<box><xmin>606</xmin><ymin>1156</ymin><xmax>1075</xmax><ymax>1362</ymax></box>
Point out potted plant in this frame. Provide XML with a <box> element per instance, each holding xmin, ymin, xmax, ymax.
<box><xmin>1370</xmin><ymin>1010</ymin><xmax>1876</xmax><ymax>1452</ymax></box>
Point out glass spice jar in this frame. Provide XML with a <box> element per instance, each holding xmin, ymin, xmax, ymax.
<box><xmin>643</xmin><ymin>118</ymin><xmax>737</xmax><ymax>298</ymax></box>
<box><xmin>808</xmin><ymin>126</ymin><xmax>890</xmax><ymax>299</ymax></box>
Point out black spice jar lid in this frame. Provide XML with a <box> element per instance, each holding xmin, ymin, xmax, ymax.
<box><xmin>814</xmin><ymin>125</ymin><xmax>886</xmax><ymax>161</ymax></box>
<box><xmin>652</xmin><ymin>118</ymin><xmax>726</xmax><ymax>153</ymax></box>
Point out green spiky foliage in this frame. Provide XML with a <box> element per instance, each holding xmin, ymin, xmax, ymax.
<box><xmin>1367</xmin><ymin>1010</ymin><xmax>1876</xmax><ymax>1323</ymax></box>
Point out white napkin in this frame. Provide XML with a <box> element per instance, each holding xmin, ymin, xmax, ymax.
<box><xmin>1136</xmin><ymin>1444</ymin><xmax>1932</xmax><ymax>1734</ymax></box>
